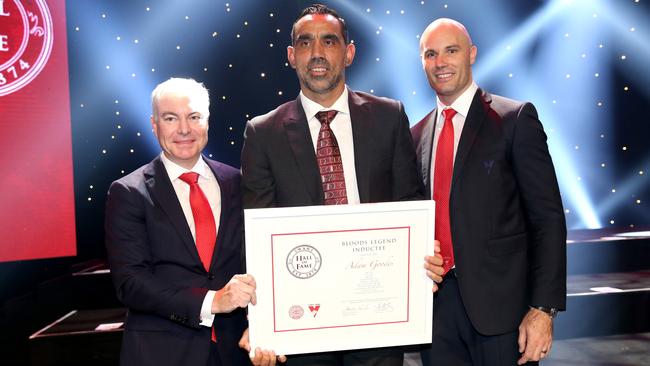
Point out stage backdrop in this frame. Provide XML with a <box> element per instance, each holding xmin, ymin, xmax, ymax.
<box><xmin>0</xmin><ymin>0</ymin><xmax>76</xmax><ymax>262</ymax></box>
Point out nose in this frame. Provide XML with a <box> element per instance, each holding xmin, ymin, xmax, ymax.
<box><xmin>434</xmin><ymin>54</ymin><xmax>447</xmax><ymax>69</ymax></box>
<box><xmin>311</xmin><ymin>40</ymin><xmax>325</xmax><ymax>58</ymax></box>
<box><xmin>177</xmin><ymin>117</ymin><xmax>190</xmax><ymax>134</ymax></box>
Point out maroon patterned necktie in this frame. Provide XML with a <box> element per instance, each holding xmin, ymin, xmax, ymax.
<box><xmin>434</xmin><ymin>108</ymin><xmax>457</xmax><ymax>274</ymax></box>
<box><xmin>315</xmin><ymin>110</ymin><xmax>348</xmax><ymax>205</ymax></box>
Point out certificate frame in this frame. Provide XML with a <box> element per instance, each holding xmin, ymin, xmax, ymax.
<box><xmin>245</xmin><ymin>200</ymin><xmax>434</xmax><ymax>355</ymax></box>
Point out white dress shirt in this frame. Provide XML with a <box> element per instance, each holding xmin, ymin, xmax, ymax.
<box><xmin>160</xmin><ymin>152</ymin><xmax>221</xmax><ymax>327</ymax></box>
<box><xmin>300</xmin><ymin>86</ymin><xmax>361</xmax><ymax>204</ymax></box>
<box><xmin>429</xmin><ymin>81</ymin><xmax>479</xmax><ymax>191</ymax></box>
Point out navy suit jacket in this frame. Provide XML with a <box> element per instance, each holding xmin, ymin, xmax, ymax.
<box><xmin>105</xmin><ymin>155</ymin><xmax>249</xmax><ymax>366</ymax></box>
<box><xmin>411</xmin><ymin>89</ymin><xmax>567</xmax><ymax>335</ymax></box>
<box><xmin>241</xmin><ymin>90</ymin><xmax>423</xmax><ymax>208</ymax></box>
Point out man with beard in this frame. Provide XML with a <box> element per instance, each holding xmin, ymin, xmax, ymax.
<box><xmin>238</xmin><ymin>3</ymin><xmax>426</xmax><ymax>366</ymax></box>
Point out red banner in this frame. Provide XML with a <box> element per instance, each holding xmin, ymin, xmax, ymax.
<box><xmin>0</xmin><ymin>0</ymin><xmax>76</xmax><ymax>262</ymax></box>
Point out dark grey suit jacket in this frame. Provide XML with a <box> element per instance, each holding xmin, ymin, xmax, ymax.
<box><xmin>241</xmin><ymin>90</ymin><xmax>423</xmax><ymax>208</ymax></box>
<box><xmin>411</xmin><ymin>89</ymin><xmax>567</xmax><ymax>335</ymax></box>
<box><xmin>105</xmin><ymin>156</ymin><xmax>249</xmax><ymax>366</ymax></box>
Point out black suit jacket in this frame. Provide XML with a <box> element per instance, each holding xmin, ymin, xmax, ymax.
<box><xmin>105</xmin><ymin>156</ymin><xmax>249</xmax><ymax>366</ymax></box>
<box><xmin>241</xmin><ymin>90</ymin><xmax>423</xmax><ymax>208</ymax></box>
<box><xmin>411</xmin><ymin>89</ymin><xmax>567</xmax><ymax>335</ymax></box>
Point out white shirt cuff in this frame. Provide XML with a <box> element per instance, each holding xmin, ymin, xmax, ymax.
<box><xmin>199</xmin><ymin>290</ymin><xmax>216</xmax><ymax>327</ymax></box>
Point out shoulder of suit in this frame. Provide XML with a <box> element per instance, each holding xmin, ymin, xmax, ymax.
<box><xmin>487</xmin><ymin>92</ymin><xmax>525</xmax><ymax>108</ymax></box>
<box><xmin>204</xmin><ymin>157</ymin><xmax>240</xmax><ymax>178</ymax></box>
<box><xmin>248</xmin><ymin>98</ymin><xmax>299</xmax><ymax>128</ymax></box>
<box><xmin>107</xmin><ymin>158</ymin><xmax>158</xmax><ymax>193</ymax></box>
<box><xmin>481</xmin><ymin>91</ymin><xmax>535</xmax><ymax>117</ymax></box>
<box><xmin>350</xmin><ymin>89</ymin><xmax>401</xmax><ymax>108</ymax></box>
<box><xmin>410</xmin><ymin>108</ymin><xmax>435</xmax><ymax>133</ymax></box>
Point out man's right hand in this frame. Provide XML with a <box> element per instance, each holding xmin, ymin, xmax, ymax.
<box><xmin>424</xmin><ymin>240</ymin><xmax>445</xmax><ymax>292</ymax></box>
<box><xmin>239</xmin><ymin>328</ymin><xmax>287</xmax><ymax>366</ymax></box>
<box><xmin>211</xmin><ymin>274</ymin><xmax>257</xmax><ymax>314</ymax></box>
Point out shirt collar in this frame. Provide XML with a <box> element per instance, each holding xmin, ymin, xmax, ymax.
<box><xmin>300</xmin><ymin>86</ymin><xmax>350</xmax><ymax>121</ymax></box>
<box><xmin>160</xmin><ymin>152</ymin><xmax>211</xmax><ymax>181</ymax></box>
<box><xmin>436</xmin><ymin>81</ymin><xmax>478</xmax><ymax>119</ymax></box>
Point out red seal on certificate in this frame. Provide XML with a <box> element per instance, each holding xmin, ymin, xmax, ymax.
<box><xmin>0</xmin><ymin>0</ymin><xmax>53</xmax><ymax>96</ymax></box>
<box><xmin>286</xmin><ymin>245</ymin><xmax>322</xmax><ymax>279</ymax></box>
<box><xmin>288</xmin><ymin>305</ymin><xmax>304</xmax><ymax>320</ymax></box>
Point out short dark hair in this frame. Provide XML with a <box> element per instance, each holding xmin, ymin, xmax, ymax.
<box><xmin>291</xmin><ymin>4</ymin><xmax>349</xmax><ymax>45</ymax></box>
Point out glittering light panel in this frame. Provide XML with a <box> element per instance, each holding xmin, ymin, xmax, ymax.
<box><xmin>0</xmin><ymin>0</ymin><xmax>76</xmax><ymax>262</ymax></box>
<box><xmin>61</xmin><ymin>0</ymin><xmax>648</xmax><ymax>258</ymax></box>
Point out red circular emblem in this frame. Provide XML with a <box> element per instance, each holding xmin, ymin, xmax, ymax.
<box><xmin>0</xmin><ymin>0</ymin><xmax>53</xmax><ymax>96</ymax></box>
<box><xmin>288</xmin><ymin>305</ymin><xmax>304</xmax><ymax>320</ymax></box>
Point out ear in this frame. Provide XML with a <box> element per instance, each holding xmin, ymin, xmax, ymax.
<box><xmin>344</xmin><ymin>43</ymin><xmax>356</xmax><ymax>67</ymax></box>
<box><xmin>287</xmin><ymin>46</ymin><xmax>297</xmax><ymax>69</ymax></box>
<box><xmin>150</xmin><ymin>116</ymin><xmax>158</xmax><ymax>137</ymax></box>
<box><xmin>469</xmin><ymin>44</ymin><xmax>477</xmax><ymax>65</ymax></box>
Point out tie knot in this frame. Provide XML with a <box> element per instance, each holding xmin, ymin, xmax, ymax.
<box><xmin>442</xmin><ymin>108</ymin><xmax>457</xmax><ymax>122</ymax></box>
<box><xmin>316</xmin><ymin>110</ymin><xmax>338</xmax><ymax>126</ymax></box>
<box><xmin>179</xmin><ymin>172</ymin><xmax>199</xmax><ymax>185</ymax></box>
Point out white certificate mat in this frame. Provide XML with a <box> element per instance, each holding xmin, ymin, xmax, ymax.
<box><xmin>245</xmin><ymin>200</ymin><xmax>434</xmax><ymax>355</ymax></box>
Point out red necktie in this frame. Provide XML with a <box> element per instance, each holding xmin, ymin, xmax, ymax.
<box><xmin>179</xmin><ymin>172</ymin><xmax>216</xmax><ymax>270</ymax></box>
<box><xmin>179</xmin><ymin>172</ymin><xmax>217</xmax><ymax>342</ymax></box>
<box><xmin>316</xmin><ymin>110</ymin><xmax>348</xmax><ymax>205</ymax></box>
<box><xmin>434</xmin><ymin>108</ymin><xmax>457</xmax><ymax>274</ymax></box>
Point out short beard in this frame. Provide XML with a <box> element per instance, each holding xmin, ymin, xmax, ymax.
<box><xmin>301</xmin><ymin>71</ymin><xmax>343</xmax><ymax>96</ymax></box>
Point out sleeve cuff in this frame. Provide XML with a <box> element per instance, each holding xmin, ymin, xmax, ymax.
<box><xmin>199</xmin><ymin>290</ymin><xmax>216</xmax><ymax>327</ymax></box>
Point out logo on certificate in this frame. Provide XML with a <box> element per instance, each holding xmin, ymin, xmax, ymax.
<box><xmin>286</xmin><ymin>245</ymin><xmax>322</xmax><ymax>279</ymax></box>
<box><xmin>308</xmin><ymin>304</ymin><xmax>320</xmax><ymax>317</ymax></box>
<box><xmin>0</xmin><ymin>0</ymin><xmax>54</xmax><ymax>96</ymax></box>
<box><xmin>288</xmin><ymin>305</ymin><xmax>304</xmax><ymax>320</ymax></box>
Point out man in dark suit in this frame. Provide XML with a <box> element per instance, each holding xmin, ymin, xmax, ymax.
<box><xmin>412</xmin><ymin>18</ymin><xmax>567</xmax><ymax>365</ymax></box>
<box><xmin>105</xmin><ymin>78</ymin><xmax>256</xmax><ymax>366</ymax></box>
<box><xmin>239</xmin><ymin>4</ymin><xmax>423</xmax><ymax>366</ymax></box>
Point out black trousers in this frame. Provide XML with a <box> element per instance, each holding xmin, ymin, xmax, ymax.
<box><xmin>208</xmin><ymin>341</ymin><xmax>223</xmax><ymax>366</ymax></box>
<box><xmin>420</xmin><ymin>271</ymin><xmax>538</xmax><ymax>366</ymax></box>
<box><xmin>287</xmin><ymin>347</ymin><xmax>403</xmax><ymax>366</ymax></box>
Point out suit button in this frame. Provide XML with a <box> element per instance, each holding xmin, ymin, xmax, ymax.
<box><xmin>208</xmin><ymin>273</ymin><xmax>215</xmax><ymax>280</ymax></box>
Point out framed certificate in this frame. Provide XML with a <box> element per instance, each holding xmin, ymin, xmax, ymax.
<box><xmin>244</xmin><ymin>200</ymin><xmax>435</xmax><ymax>355</ymax></box>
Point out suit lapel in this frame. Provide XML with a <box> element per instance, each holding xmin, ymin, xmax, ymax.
<box><xmin>419</xmin><ymin>110</ymin><xmax>437</xmax><ymax>198</ymax></box>
<box><xmin>349</xmin><ymin>91</ymin><xmax>372</xmax><ymax>203</ymax></box>
<box><xmin>144</xmin><ymin>157</ymin><xmax>203</xmax><ymax>268</ymax></box>
<box><xmin>283</xmin><ymin>97</ymin><xmax>322</xmax><ymax>204</ymax></box>
<box><xmin>205</xmin><ymin>158</ymin><xmax>229</xmax><ymax>272</ymax></box>
<box><xmin>452</xmin><ymin>89</ymin><xmax>489</xmax><ymax>186</ymax></box>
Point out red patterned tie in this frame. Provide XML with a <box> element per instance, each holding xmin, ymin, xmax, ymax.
<box><xmin>178</xmin><ymin>172</ymin><xmax>217</xmax><ymax>342</ymax></box>
<box><xmin>316</xmin><ymin>110</ymin><xmax>348</xmax><ymax>205</ymax></box>
<box><xmin>434</xmin><ymin>108</ymin><xmax>457</xmax><ymax>274</ymax></box>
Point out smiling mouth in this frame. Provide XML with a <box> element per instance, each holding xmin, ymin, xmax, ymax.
<box><xmin>174</xmin><ymin>140</ymin><xmax>195</xmax><ymax>145</ymax></box>
<box><xmin>309</xmin><ymin>66</ymin><xmax>328</xmax><ymax>74</ymax></box>
<box><xmin>435</xmin><ymin>72</ymin><xmax>454</xmax><ymax>81</ymax></box>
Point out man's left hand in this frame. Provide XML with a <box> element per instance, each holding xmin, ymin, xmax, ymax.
<box><xmin>517</xmin><ymin>308</ymin><xmax>553</xmax><ymax>364</ymax></box>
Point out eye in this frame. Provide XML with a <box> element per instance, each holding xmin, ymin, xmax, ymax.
<box><xmin>448</xmin><ymin>48</ymin><xmax>458</xmax><ymax>54</ymax></box>
<box><xmin>190</xmin><ymin>115</ymin><xmax>202</xmax><ymax>122</ymax></box>
<box><xmin>424</xmin><ymin>51</ymin><xmax>436</xmax><ymax>59</ymax></box>
<box><xmin>163</xmin><ymin>116</ymin><xmax>176</xmax><ymax>123</ymax></box>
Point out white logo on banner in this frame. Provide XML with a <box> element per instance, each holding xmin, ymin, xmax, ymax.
<box><xmin>0</xmin><ymin>0</ymin><xmax>53</xmax><ymax>96</ymax></box>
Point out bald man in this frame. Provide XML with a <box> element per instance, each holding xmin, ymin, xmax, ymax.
<box><xmin>412</xmin><ymin>19</ymin><xmax>566</xmax><ymax>365</ymax></box>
